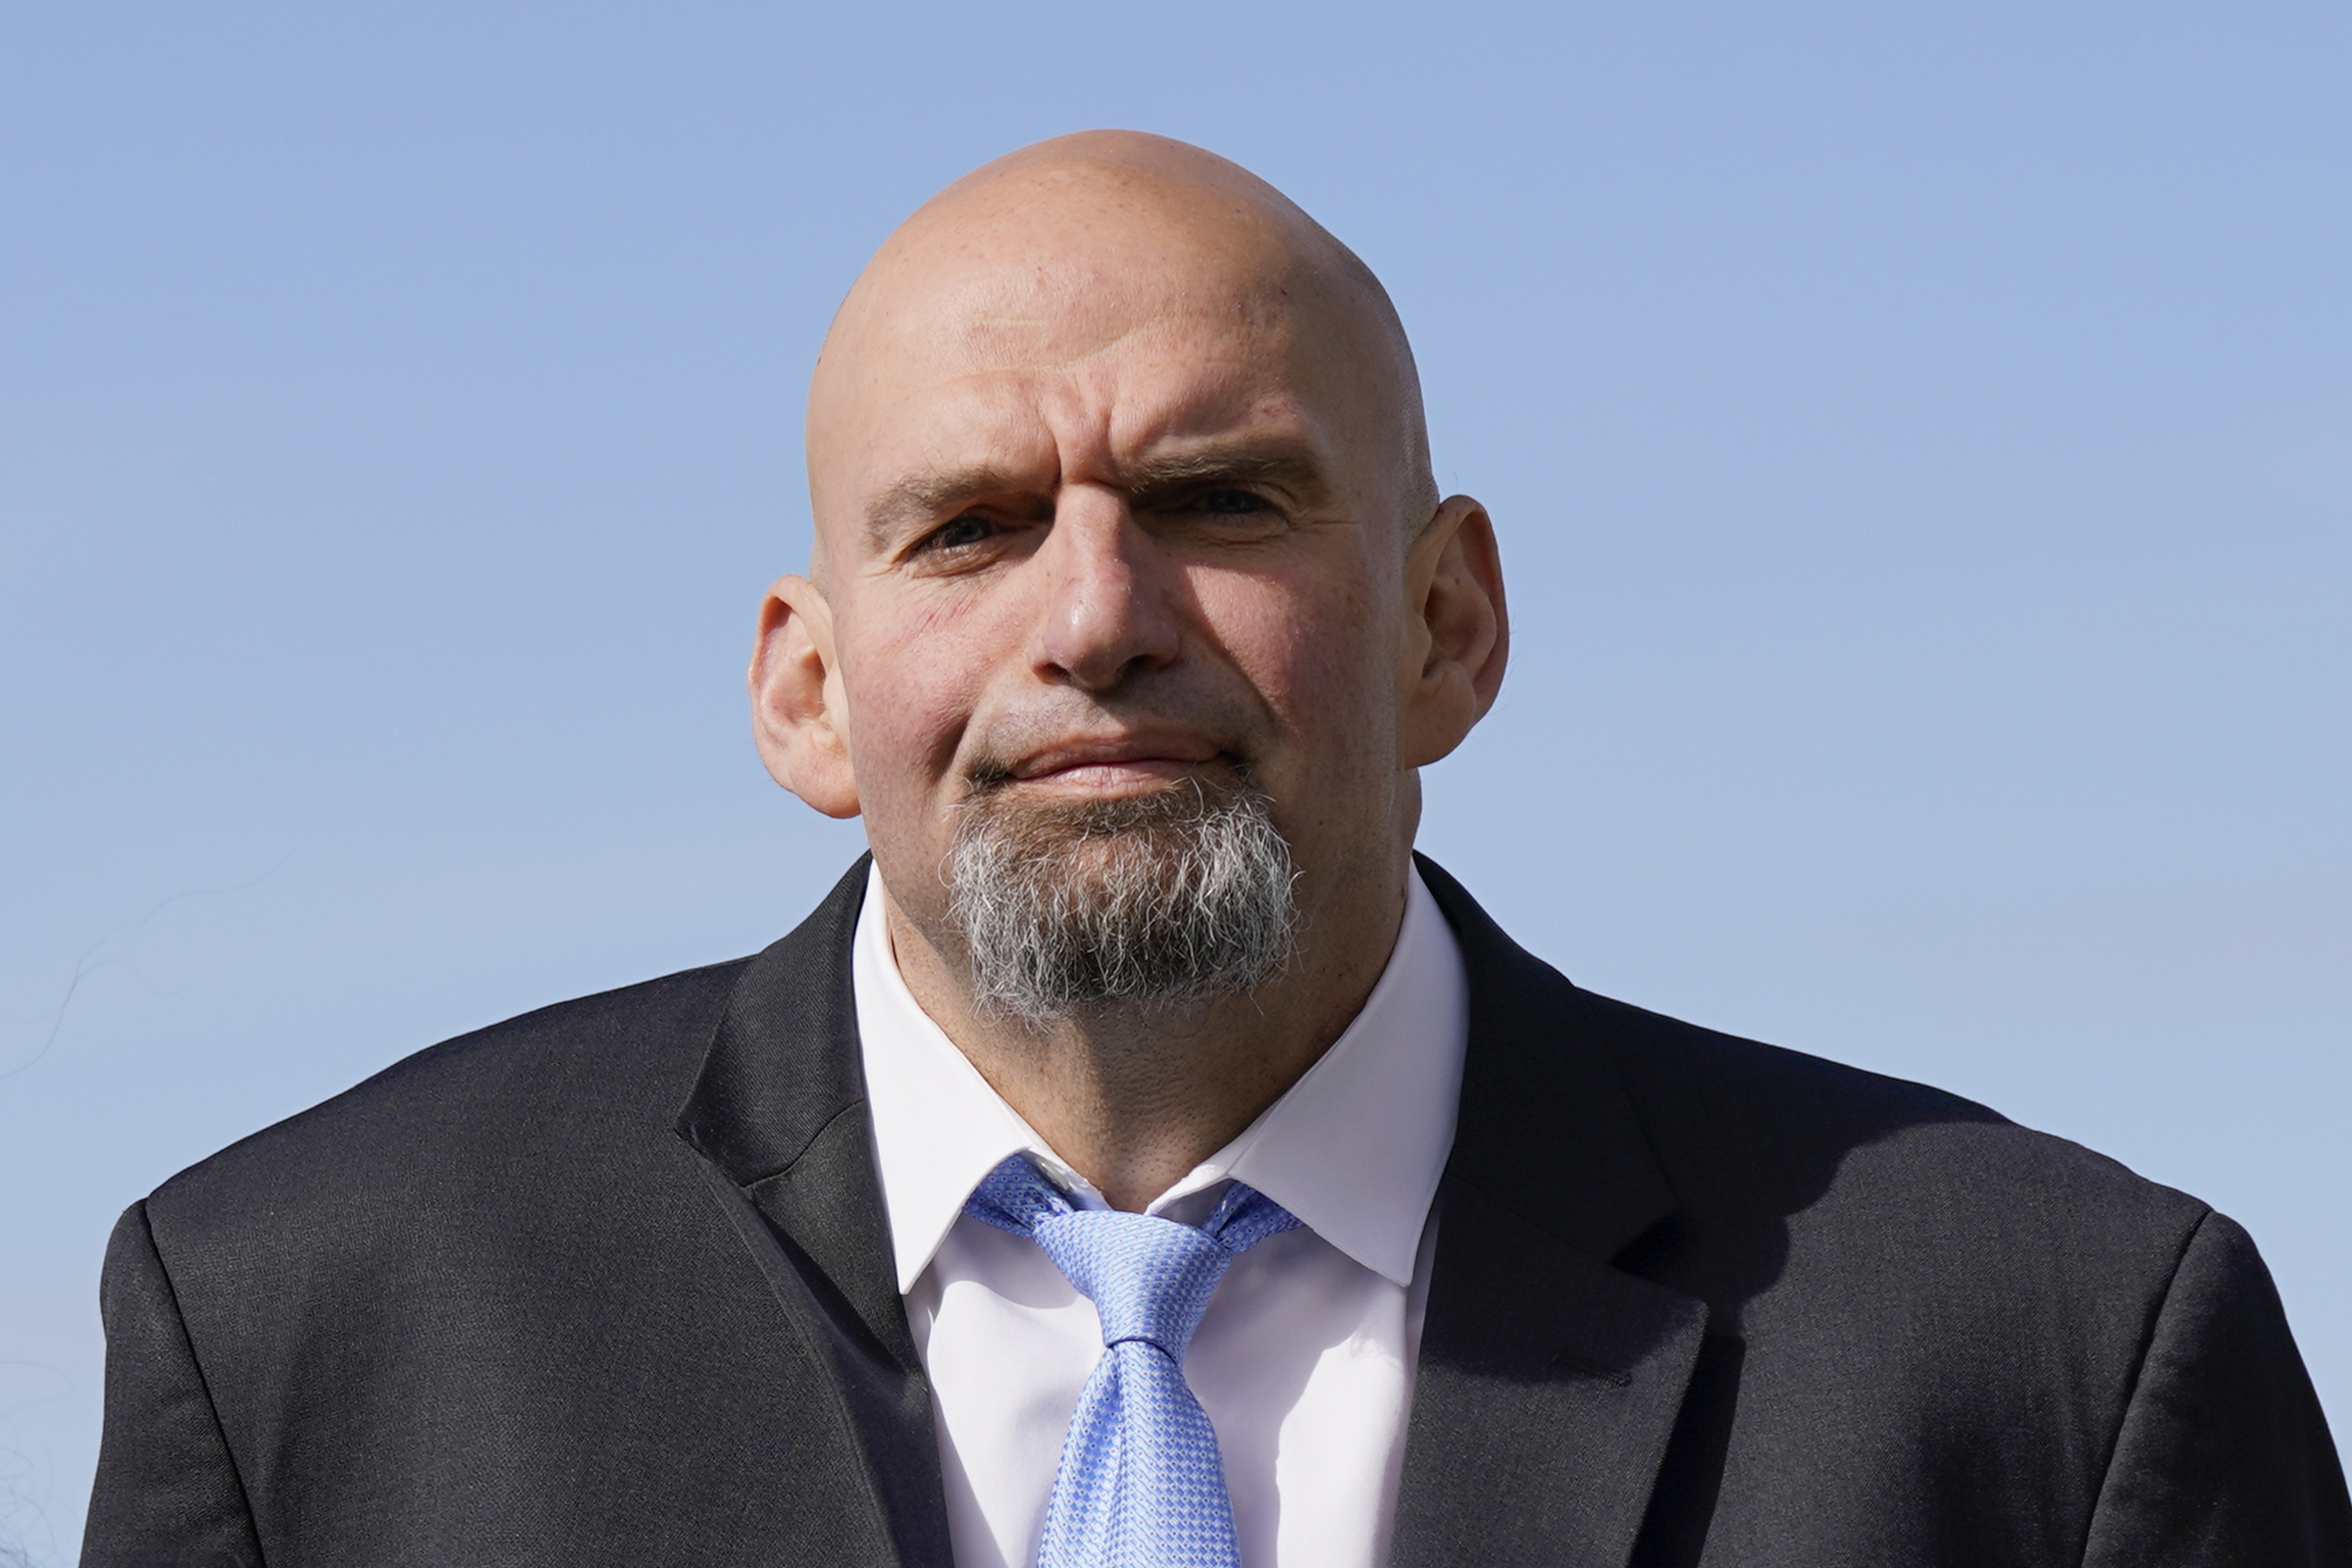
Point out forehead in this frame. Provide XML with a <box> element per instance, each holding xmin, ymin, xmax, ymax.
<box><xmin>806</xmin><ymin>217</ymin><xmax>1402</xmax><ymax>547</ymax></box>
<box><xmin>842</xmin><ymin>270</ymin><xmax>1321</xmax><ymax>465</ymax></box>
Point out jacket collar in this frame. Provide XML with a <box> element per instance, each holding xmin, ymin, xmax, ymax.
<box><xmin>1400</xmin><ymin>855</ymin><xmax>1709</xmax><ymax>1568</ymax></box>
<box><xmin>1417</xmin><ymin>853</ymin><xmax>1678</xmax><ymax>1262</ymax></box>
<box><xmin>678</xmin><ymin>852</ymin><xmax>1706</xmax><ymax>1568</ymax></box>
<box><xmin>677</xmin><ymin>854</ymin><xmax>1681</xmax><ymax>1256</ymax></box>
<box><xmin>674</xmin><ymin>854</ymin><xmax>914</xmax><ymax>1371</ymax></box>
<box><xmin>675</xmin><ymin>856</ymin><xmax>955</xmax><ymax>1568</ymax></box>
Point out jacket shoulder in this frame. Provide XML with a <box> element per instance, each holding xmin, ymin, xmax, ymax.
<box><xmin>146</xmin><ymin>956</ymin><xmax>753</xmax><ymax>1227</ymax></box>
<box><xmin>1582</xmin><ymin>986</ymin><xmax>2204</xmax><ymax>1227</ymax></box>
<box><xmin>1570</xmin><ymin>986</ymin><xmax>2215</xmax><ymax>1348</ymax></box>
<box><xmin>1416</xmin><ymin>852</ymin><xmax>2210</xmax><ymax>1257</ymax></box>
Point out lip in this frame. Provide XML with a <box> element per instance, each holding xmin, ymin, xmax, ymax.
<box><xmin>1007</xmin><ymin>733</ymin><xmax>1227</xmax><ymax>785</ymax></box>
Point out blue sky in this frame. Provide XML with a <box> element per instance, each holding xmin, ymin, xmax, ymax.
<box><xmin>4</xmin><ymin>2</ymin><xmax>2347</xmax><ymax>1558</ymax></box>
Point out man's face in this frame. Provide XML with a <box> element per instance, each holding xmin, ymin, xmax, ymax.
<box><xmin>808</xmin><ymin>246</ymin><xmax>1423</xmax><ymax>952</ymax></box>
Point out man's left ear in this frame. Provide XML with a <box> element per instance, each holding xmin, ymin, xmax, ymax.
<box><xmin>1399</xmin><ymin>494</ymin><xmax>1508</xmax><ymax>768</ymax></box>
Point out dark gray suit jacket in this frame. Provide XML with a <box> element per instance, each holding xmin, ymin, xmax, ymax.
<box><xmin>82</xmin><ymin>858</ymin><xmax>2350</xmax><ymax>1566</ymax></box>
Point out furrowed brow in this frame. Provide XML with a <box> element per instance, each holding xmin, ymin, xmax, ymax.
<box><xmin>1119</xmin><ymin>440</ymin><xmax>1332</xmax><ymax>503</ymax></box>
<box><xmin>859</xmin><ymin>437</ymin><xmax>1335</xmax><ymax>550</ymax></box>
<box><xmin>863</xmin><ymin>467</ymin><xmax>1031</xmax><ymax>551</ymax></box>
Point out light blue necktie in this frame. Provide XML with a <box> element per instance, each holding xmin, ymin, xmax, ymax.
<box><xmin>965</xmin><ymin>1153</ymin><xmax>1301</xmax><ymax>1568</ymax></box>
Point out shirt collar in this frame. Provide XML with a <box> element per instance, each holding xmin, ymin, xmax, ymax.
<box><xmin>853</xmin><ymin>862</ymin><xmax>1468</xmax><ymax>1293</ymax></box>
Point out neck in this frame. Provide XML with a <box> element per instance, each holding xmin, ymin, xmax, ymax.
<box><xmin>882</xmin><ymin>858</ymin><xmax>1409</xmax><ymax>1212</ymax></box>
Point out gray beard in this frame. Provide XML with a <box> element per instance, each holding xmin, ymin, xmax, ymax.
<box><xmin>944</xmin><ymin>776</ymin><xmax>1300</xmax><ymax>1024</ymax></box>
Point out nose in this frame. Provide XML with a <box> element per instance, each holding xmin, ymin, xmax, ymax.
<box><xmin>1029</xmin><ymin>487</ymin><xmax>1183</xmax><ymax>692</ymax></box>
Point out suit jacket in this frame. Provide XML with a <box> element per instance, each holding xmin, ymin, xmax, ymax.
<box><xmin>82</xmin><ymin>856</ymin><xmax>2350</xmax><ymax>1567</ymax></box>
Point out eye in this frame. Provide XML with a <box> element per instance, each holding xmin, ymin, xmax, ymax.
<box><xmin>923</xmin><ymin>514</ymin><xmax>998</xmax><ymax>552</ymax></box>
<box><xmin>1193</xmin><ymin>488</ymin><xmax>1265</xmax><ymax>515</ymax></box>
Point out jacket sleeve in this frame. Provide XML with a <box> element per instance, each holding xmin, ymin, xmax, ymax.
<box><xmin>2080</xmin><ymin>1209</ymin><xmax>2352</xmax><ymax>1566</ymax></box>
<box><xmin>79</xmin><ymin>1201</ymin><xmax>265</xmax><ymax>1568</ymax></box>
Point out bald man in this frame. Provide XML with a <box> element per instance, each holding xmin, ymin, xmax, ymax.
<box><xmin>83</xmin><ymin>134</ymin><xmax>2346</xmax><ymax>1568</ymax></box>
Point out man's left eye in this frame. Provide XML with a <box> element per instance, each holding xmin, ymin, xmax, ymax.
<box><xmin>1194</xmin><ymin>489</ymin><xmax>1264</xmax><ymax>515</ymax></box>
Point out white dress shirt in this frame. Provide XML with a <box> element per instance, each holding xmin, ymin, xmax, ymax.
<box><xmin>852</xmin><ymin>864</ymin><xmax>1469</xmax><ymax>1568</ymax></box>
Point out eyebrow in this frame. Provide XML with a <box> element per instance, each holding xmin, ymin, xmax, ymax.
<box><xmin>1118</xmin><ymin>439</ymin><xmax>1332</xmax><ymax>502</ymax></box>
<box><xmin>864</xmin><ymin>468</ymin><xmax>1032</xmax><ymax>551</ymax></box>
<box><xmin>862</xmin><ymin>436</ymin><xmax>1335</xmax><ymax>551</ymax></box>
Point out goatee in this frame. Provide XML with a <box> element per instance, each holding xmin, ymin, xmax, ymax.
<box><xmin>945</xmin><ymin>773</ymin><xmax>1300</xmax><ymax>1024</ymax></box>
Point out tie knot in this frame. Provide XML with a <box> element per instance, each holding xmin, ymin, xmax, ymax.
<box><xmin>964</xmin><ymin>1155</ymin><xmax>1302</xmax><ymax>1364</ymax></box>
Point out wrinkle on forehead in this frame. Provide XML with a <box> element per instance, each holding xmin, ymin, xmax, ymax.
<box><xmin>954</xmin><ymin>285</ymin><xmax>1295</xmax><ymax>380</ymax></box>
<box><xmin>806</xmin><ymin>131</ymin><xmax>1433</xmax><ymax>576</ymax></box>
<box><xmin>899</xmin><ymin>276</ymin><xmax>1297</xmax><ymax>393</ymax></box>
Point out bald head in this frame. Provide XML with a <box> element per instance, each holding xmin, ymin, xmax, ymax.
<box><xmin>804</xmin><ymin>131</ymin><xmax>1436</xmax><ymax>581</ymax></box>
<box><xmin>753</xmin><ymin>130</ymin><xmax>1508</xmax><ymax>1052</ymax></box>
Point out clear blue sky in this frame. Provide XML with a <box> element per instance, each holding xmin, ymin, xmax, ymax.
<box><xmin>4</xmin><ymin>3</ymin><xmax>2346</xmax><ymax>1559</ymax></box>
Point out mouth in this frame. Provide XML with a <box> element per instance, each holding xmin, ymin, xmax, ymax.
<box><xmin>973</xmin><ymin>733</ymin><xmax>1242</xmax><ymax>798</ymax></box>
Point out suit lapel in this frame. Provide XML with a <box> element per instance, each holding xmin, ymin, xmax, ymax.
<box><xmin>1395</xmin><ymin>860</ymin><xmax>1710</xmax><ymax>1568</ymax></box>
<box><xmin>675</xmin><ymin>857</ymin><xmax>951</xmax><ymax>1568</ymax></box>
<box><xmin>668</xmin><ymin>851</ymin><xmax>1703</xmax><ymax>1567</ymax></box>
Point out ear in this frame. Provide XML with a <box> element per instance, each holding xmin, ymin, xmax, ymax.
<box><xmin>1398</xmin><ymin>494</ymin><xmax>1508</xmax><ymax>769</ymax></box>
<box><xmin>749</xmin><ymin>573</ymin><xmax>861</xmax><ymax>818</ymax></box>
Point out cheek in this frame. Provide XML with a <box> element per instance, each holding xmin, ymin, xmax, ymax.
<box><xmin>838</xmin><ymin>596</ymin><xmax>996</xmax><ymax>820</ymax></box>
<box><xmin>1199</xmin><ymin>559</ymin><xmax>1397</xmax><ymax>763</ymax></box>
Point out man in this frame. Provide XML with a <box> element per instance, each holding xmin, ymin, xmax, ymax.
<box><xmin>82</xmin><ymin>132</ymin><xmax>2347</xmax><ymax>1567</ymax></box>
